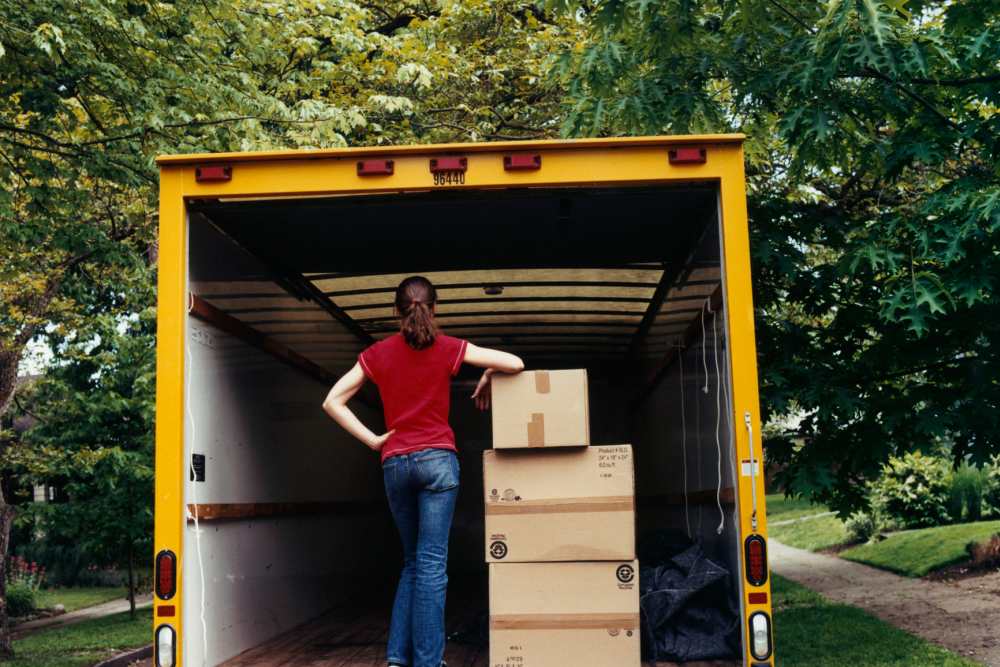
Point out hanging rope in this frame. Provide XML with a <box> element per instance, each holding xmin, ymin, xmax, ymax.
<box><xmin>678</xmin><ymin>348</ymin><xmax>691</xmax><ymax>539</ymax></box>
<box><xmin>185</xmin><ymin>341</ymin><xmax>210</xmax><ymax>666</ymax></box>
<box><xmin>710</xmin><ymin>305</ymin><xmax>725</xmax><ymax>535</ymax></box>
<box><xmin>700</xmin><ymin>306</ymin><xmax>709</xmax><ymax>394</ymax></box>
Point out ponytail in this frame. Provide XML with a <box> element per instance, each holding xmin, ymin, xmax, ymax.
<box><xmin>395</xmin><ymin>276</ymin><xmax>438</xmax><ymax>350</ymax></box>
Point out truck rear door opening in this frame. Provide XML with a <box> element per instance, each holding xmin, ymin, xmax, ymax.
<box><xmin>154</xmin><ymin>136</ymin><xmax>774</xmax><ymax>666</ymax></box>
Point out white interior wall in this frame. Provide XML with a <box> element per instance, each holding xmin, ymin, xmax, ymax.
<box><xmin>183</xmin><ymin>320</ymin><xmax>394</xmax><ymax>666</ymax></box>
<box><xmin>631</xmin><ymin>310</ymin><xmax>741</xmax><ymax>572</ymax></box>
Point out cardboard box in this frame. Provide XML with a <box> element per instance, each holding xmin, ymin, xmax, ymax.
<box><xmin>491</xmin><ymin>369</ymin><xmax>589</xmax><ymax>449</ymax></box>
<box><xmin>489</xmin><ymin>560</ymin><xmax>640</xmax><ymax>667</ymax></box>
<box><xmin>483</xmin><ymin>445</ymin><xmax>635</xmax><ymax>562</ymax></box>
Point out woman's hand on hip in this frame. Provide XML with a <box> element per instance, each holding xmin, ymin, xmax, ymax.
<box><xmin>368</xmin><ymin>430</ymin><xmax>395</xmax><ymax>452</ymax></box>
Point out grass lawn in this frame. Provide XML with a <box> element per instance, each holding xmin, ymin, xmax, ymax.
<box><xmin>1</xmin><ymin>609</ymin><xmax>150</xmax><ymax>667</ymax></box>
<box><xmin>770</xmin><ymin>514</ymin><xmax>850</xmax><ymax>551</ymax></box>
<box><xmin>841</xmin><ymin>519</ymin><xmax>1000</xmax><ymax>577</ymax></box>
<box><xmin>766</xmin><ymin>493</ymin><xmax>833</xmax><ymax>522</ymax></box>
<box><xmin>772</xmin><ymin>574</ymin><xmax>978</xmax><ymax>666</ymax></box>
<box><xmin>34</xmin><ymin>587</ymin><xmax>126</xmax><ymax>613</ymax></box>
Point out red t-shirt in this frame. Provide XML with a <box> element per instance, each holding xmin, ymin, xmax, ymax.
<box><xmin>359</xmin><ymin>333</ymin><xmax>468</xmax><ymax>463</ymax></box>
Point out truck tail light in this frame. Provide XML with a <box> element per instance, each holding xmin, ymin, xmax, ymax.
<box><xmin>503</xmin><ymin>153</ymin><xmax>541</xmax><ymax>171</ymax></box>
<box><xmin>194</xmin><ymin>164</ymin><xmax>232</xmax><ymax>182</ymax></box>
<box><xmin>744</xmin><ymin>534</ymin><xmax>768</xmax><ymax>586</ymax></box>
<box><xmin>155</xmin><ymin>550</ymin><xmax>177</xmax><ymax>600</ymax></box>
<box><xmin>668</xmin><ymin>147</ymin><xmax>706</xmax><ymax>164</ymax></box>
<box><xmin>156</xmin><ymin>624</ymin><xmax>176</xmax><ymax>667</ymax></box>
<box><xmin>749</xmin><ymin>611</ymin><xmax>772</xmax><ymax>660</ymax></box>
<box><xmin>357</xmin><ymin>159</ymin><xmax>394</xmax><ymax>176</ymax></box>
<box><xmin>429</xmin><ymin>156</ymin><xmax>467</xmax><ymax>173</ymax></box>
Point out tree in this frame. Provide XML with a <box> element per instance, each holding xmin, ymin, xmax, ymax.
<box><xmin>549</xmin><ymin>0</ymin><xmax>1000</xmax><ymax>511</ymax></box>
<box><xmin>7</xmin><ymin>309</ymin><xmax>156</xmax><ymax>618</ymax></box>
<box><xmin>1</xmin><ymin>0</ymin><xmax>576</xmax><ymax>653</ymax></box>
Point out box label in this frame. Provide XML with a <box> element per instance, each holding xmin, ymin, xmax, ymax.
<box><xmin>615</xmin><ymin>563</ymin><xmax>635</xmax><ymax>590</ymax></box>
<box><xmin>494</xmin><ymin>644</ymin><xmax>525</xmax><ymax>667</ymax></box>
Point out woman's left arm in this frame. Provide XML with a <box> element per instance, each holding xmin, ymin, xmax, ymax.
<box><xmin>321</xmin><ymin>362</ymin><xmax>393</xmax><ymax>452</ymax></box>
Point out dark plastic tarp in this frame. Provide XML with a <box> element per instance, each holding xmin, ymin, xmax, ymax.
<box><xmin>638</xmin><ymin>531</ymin><xmax>741</xmax><ymax>662</ymax></box>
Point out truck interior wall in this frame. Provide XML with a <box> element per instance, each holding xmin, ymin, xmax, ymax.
<box><xmin>630</xmin><ymin>309</ymin><xmax>741</xmax><ymax>581</ymax></box>
<box><xmin>185</xmin><ymin>219</ymin><xmax>398</xmax><ymax>666</ymax></box>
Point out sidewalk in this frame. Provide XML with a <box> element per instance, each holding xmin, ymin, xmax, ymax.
<box><xmin>770</xmin><ymin>539</ymin><xmax>1000</xmax><ymax>666</ymax></box>
<box><xmin>11</xmin><ymin>593</ymin><xmax>153</xmax><ymax>638</ymax></box>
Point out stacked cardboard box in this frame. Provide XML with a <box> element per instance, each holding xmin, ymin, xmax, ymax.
<box><xmin>484</xmin><ymin>369</ymin><xmax>639</xmax><ymax>667</ymax></box>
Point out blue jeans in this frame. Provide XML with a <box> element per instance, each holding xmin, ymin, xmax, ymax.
<box><xmin>383</xmin><ymin>448</ymin><xmax>460</xmax><ymax>667</ymax></box>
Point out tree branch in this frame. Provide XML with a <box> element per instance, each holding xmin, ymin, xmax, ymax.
<box><xmin>908</xmin><ymin>73</ymin><xmax>1000</xmax><ymax>86</ymax></box>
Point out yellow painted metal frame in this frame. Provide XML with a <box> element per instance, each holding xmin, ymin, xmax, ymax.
<box><xmin>154</xmin><ymin>134</ymin><xmax>772</xmax><ymax>666</ymax></box>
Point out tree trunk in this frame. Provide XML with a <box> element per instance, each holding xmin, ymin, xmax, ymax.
<box><xmin>0</xmin><ymin>347</ymin><xmax>24</xmax><ymax>657</ymax></box>
<box><xmin>0</xmin><ymin>498</ymin><xmax>16</xmax><ymax>659</ymax></box>
<box><xmin>127</xmin><ymin>542</ymin><xmax>136</xmax><ymax>619</ymax></box>
<box><xmin>0</xmin><ymin>348</ymin><xmax>20</xmax><ymax>420</ymax></box>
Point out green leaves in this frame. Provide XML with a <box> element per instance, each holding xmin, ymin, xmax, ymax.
<box><xmin>0</xmin><ymin>0</ymin><xmax>579</xmax><ymax>407</ymax></box>
<box><xmin>553</xmin><ymin>0</ymin><xmax>1000</xmax><ymax>512</ymax></box>
<box><xmin>5</xmin><ymin>315</ymin><xmax>156</xmax><ymax>568</ymax></box>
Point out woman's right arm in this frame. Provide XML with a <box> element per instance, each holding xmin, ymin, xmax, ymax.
<box><xmin>464</xmin><ymin>343</ymin><xmax>524</xmax><ymax>410</ymax></box>
<box><xmin>321</xmin><ymin>362</ymin><xmax>393</xmax><ymax>451</ymax></box>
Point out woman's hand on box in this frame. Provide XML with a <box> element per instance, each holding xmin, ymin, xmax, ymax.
<box><xmin>472</xmin><ymin>370</ymin><xmax>493</xmax><ymax>411</ymax></box>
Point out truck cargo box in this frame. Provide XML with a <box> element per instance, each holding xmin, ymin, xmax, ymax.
<box><xmin>153</xmin><ymin>135</ymin><xmax>774</xmax><ymax>666</ymax></box>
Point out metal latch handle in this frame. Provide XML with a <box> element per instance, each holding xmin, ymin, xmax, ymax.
<box><xmin>745</xmin><ymin>411</ymin><xmax>759</xmax><ymax>532</ymax></box>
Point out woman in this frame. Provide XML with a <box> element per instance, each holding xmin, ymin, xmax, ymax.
<box><xmin>322</xmin><ymin>275</ymin><xmax>523</xmax><ymax>667</ymax></box>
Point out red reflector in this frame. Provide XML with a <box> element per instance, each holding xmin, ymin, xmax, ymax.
<box><xmin>429</xmin><ymin>156</ymin><xmax>467</xmax><ymax>173</ymax></box>
<box><xmin>744</xmin><ymin>534</ymin><xmax>768</xmax><ymax>586</ymax></box>
<box><xmin>155</xmin><ymin>550</ymin><xmax>177</xmax><ymax>600</ymax></box>
<box><xmin>357</xmin><ymin>159</ymin><xmax>394</xmax><ymax>176</ymax></box>
<box><xmin>748</xmin><ymin>592</ymin><xmax>767</xmax><ymax>605</ymax></box>
<box><xmin>668</xmin><ymin>147</ymin><xmax>707</xmax><ymax>164</ymax></box>
<box><xmin>503</xmin><ymin>153</ymin><xmax>541</xmax><ymax>171</ymax></box>
<box><xmin>157</xmin><ymin>605</ymin><xmax>176</xmax><ymax>617</ymax></box>
<box><xmin>194</xmin><ymin>165</ymin><xmax>232</xmax><ymax>182</ymax></box>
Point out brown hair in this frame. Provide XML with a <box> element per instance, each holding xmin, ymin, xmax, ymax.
<box><xmin>395</xmin><ymin>276</ymin><xmax>438</xmax><ymax>350</ymax></box>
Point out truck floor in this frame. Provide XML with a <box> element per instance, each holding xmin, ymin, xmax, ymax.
<box><xmin>218</xmin><ymin>584</ymin><xmax>739</xmax><ymax>667</ymax></box>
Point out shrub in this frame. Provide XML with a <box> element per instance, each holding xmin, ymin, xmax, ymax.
<box><xmin>845</xmin><ymin>511</ymin><xmax>877</xmax><ymax>543</ymax></box>
<box><xmin>5</xmin><ymin>582</ymin><xmax>37</xmax><ymax>618</ymax></box>
<box><xmin>966</xmin><ymin>534</ymin><xmax>1000</xmax><ymax>569</ymax></box>
<box><xmin>869</xmin><ymin>452</ymin><xmax>953</xmax><ymax>529</ymax></box>
<box><xmin>984</xmin><ymin>457</ymin><xmax>1000</xmax><ymax>518</ymax></box>
<box><xmin>4</xmin><ymin>555</ymin><xmax>45</xmax><ymax>617</ymax></box>
<box><xmin>948</xmin><ymin>463</ymin><xmax>986</xmax><ymax>522</ymax></box>
<box><xmin>15</xmin><ymin>540</ymin><xmax>85</xmax><ymax>587</ymax></box>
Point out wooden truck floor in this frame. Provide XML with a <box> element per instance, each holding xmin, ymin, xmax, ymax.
<box><xmin>218</xmin><ymin>582</ymin><xmax>739</xmax><ymax>667</ymax></box>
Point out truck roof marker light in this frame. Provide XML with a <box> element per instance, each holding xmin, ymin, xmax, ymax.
<box><xmin>195</xmin><ymin>164</ymin><xmax>232</xmax><ymax>182</ymax></box>
<box><xmin>503</xmin><ymin>153</ymin><xmax>541</xmax><ymax>171</ymax></box>
<box><xmin>668</xmin><ymin>147</ymin><xmax>707</xmax><ymax>164</ymax></box>
<box><xmin>749</xmin><ymin>611</ymin><xmax>773</xmax><ymax>660</ymax></box>
<box><xmin>156</xmin><ymin>624</ymin><xmax>176</xmax><ymax>667</ymax></box>
<box><xmin>155</xmin><ymin>550</ymin><xmax>177</xmax><ymax>600</ymax></box>
<box><xmin>357</xmin><ymin>159</ymin><xmax>394</xmax><ymax>176</ymax></box>
<box><xmin>429</xmin><ymin>156</ymin><xmax>467</xmax><ymax>173</ymax></box>
<box><xmin>745</xmin><ymin>534</ymin><xmax>768</xmax><ymax>586</ymax></box>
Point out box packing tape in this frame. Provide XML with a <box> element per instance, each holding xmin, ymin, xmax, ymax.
<box><xmin>489</xmin><ymin>612</ymin><xmax>640</xmax><ymax>631</ymax></box>
<box><xmin>524</xmin><ymin>371</ymin><xmax>552</xmax><ymax>446</ymax></box>
<box><xmin>485</xmin><ymin>496</ymin><xmax>634</xmax><ymax>515</ymax></box>
<box><xmin>527</xmin><ymin>413</ymin><xmax>545</xmax><ymax>446</ymax></box>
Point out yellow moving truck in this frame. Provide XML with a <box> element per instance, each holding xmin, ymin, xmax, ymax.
<box><xmin>153</xmin><ymin>135</ymin><xmax>774</xmax><ymax>666</ymax></box>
